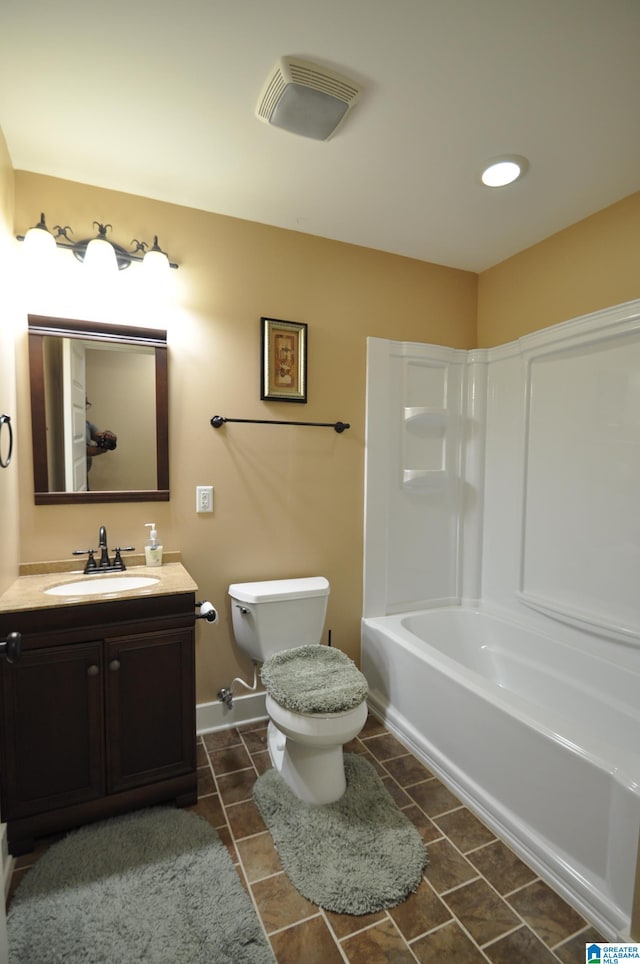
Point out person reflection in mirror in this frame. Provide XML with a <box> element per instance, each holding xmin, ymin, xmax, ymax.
<box><xmin>86</xmin><ymin>399</ymin><xmax>117</xmax><ymax>479</ymax></box>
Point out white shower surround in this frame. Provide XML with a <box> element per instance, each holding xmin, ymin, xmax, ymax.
<box><xmin>361</xmin><ymin>298</ymin><xmax>640</xmax><ymax>938</ymax></box>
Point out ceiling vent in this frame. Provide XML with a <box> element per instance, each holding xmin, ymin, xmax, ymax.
<box><xmin>256</xmin><ymin>57</ymin><xmax>361</xmax><ymax>141</ymax></box>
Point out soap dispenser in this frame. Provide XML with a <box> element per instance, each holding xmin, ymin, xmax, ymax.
<box><xmin>144</xmin><ymin>522</ymin><xmax>163</xmax><ymax>567</ymax></box>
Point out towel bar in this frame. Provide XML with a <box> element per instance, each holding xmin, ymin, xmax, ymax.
<box><xmin>210</xmin><ymin>415</ymin><xmax>350</xmax><ymax>433</ymax></box>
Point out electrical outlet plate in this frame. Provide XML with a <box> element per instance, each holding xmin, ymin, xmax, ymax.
<box><xmin>196</xmin><ymin>485</ymin><xmax>213</xmax><ymax>513</ymax></box>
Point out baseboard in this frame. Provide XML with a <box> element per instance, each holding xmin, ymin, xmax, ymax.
<box><xmin>196</xmin><ymin>692</ymin><xmax>267</xmax><ymax>734</ymax></box>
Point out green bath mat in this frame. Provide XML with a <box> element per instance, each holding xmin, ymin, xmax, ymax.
<box><xmin>253</xmin><ymin>752</ymin><xmax>427</xmax><ymax>915</ymax></box>
<box><xmin>7</xmin><ymin>807</ymin><xmax>274</xmax><ymax>964</ymax></box>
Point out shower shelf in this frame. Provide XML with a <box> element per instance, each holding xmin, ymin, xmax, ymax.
<box><xmin>403</xmin><ymin>407</ymin><xmax>447</xmax><ymax>430</ymax></box>
<box><xmin>402</xmin><ymin>468</ymin><xmax>447</xmax><ymax>488</ymax></box>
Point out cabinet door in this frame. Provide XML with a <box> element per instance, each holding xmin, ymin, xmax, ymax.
<box><xmin>0</xmin><ymin>642</ymin><xmax>105</xmax><ymax>820</ymax></box>
<box><xmin>105</xmin><ymin>627</ymin><xmax>195</xmax><ymax>793</ymax></box>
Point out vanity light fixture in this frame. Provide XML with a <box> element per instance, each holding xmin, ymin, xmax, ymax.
<box><xmin>17</xmin><ymin>213</ymin><xmax>178</xmax><ymax>271</ymax></box>
<box><xmin>480</xmin><ymin>154</ymin><xmax>529</xmax><ymax>187</ymax></box>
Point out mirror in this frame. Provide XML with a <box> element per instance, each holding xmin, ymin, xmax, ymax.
<box><xmin>28</xmin><ymin>315</ymin><xmax>169</xmax><ymax>504</ymax></box>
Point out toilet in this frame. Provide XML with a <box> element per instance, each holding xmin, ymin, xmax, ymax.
<box><xmin>228</xmin><ymin>577</ymin><xmax>368</xmax><ymax>804</ymax></box>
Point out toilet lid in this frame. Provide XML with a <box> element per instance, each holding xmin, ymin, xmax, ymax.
<box><xmin>261</xmin><ymin>645</ymin><xmax>368</xmax><ymax>714</ymax></box>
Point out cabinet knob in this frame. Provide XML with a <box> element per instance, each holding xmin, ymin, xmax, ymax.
<box><xmin>87</xmin><ymin>664</ymin><xmax>99</xmax><ymax>677</ymax></box>
<box><xmin>0</xmin><ymin>631</ymin><xmax>21</xmax><ymax>663</ymax></box>
<box><xmin>109</xmin><ymin>659</ymin><xmax>121</xmax><ymax>672</ymax></box>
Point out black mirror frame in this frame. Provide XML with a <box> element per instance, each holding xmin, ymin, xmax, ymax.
<box><xmin>28</xmin><ymin>315</ymin><xmax>169</xmax><ymax>504</ymax></box>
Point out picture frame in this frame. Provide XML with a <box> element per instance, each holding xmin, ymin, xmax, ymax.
<box><xmin>260</xmin><ymin>317</ymin><xmax>307</xmax><ymax>403</ymax></box>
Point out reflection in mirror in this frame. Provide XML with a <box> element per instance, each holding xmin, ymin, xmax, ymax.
<box><xmin>28</xmin><ymin>316</ymin><xmax>169</xmax><ymax>504</ymax></box>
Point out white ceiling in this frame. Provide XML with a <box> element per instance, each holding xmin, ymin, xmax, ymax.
<box><xmin>1</xmin><ymin>0</ymin><xmax>639</xmax><ymax>273</ymax></box>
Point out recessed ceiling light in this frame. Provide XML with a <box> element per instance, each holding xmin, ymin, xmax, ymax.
<box><xmin>480</xmin><ymin>155</ymin><xmax>529</xmax><ymax>187</ymax></box>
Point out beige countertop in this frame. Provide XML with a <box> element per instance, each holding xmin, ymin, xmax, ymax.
<box><xmin>0</xmin><ymin>558</ymin><xmax>198</xmax><ymax>614</ymax></box>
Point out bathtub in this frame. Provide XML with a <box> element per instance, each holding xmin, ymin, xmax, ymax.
<box><xmin>361</xmin><ymin>606</ymin><xmax>640</xmax><ymax>938</ymax></box>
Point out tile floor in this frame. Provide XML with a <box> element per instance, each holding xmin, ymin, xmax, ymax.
<box><xmin>10</xmin><ymin>713</ymin><xmax>605</xmax><ymax>963</ymax></box>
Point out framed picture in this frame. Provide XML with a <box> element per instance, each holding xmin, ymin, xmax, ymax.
<box><xmin>260</xmin><ymin>317</ymin><xmax>307</xmax><ymax>403</ymax></box>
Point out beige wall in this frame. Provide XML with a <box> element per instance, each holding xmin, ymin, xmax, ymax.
<box><xmin>477</xmin><ymin>190</ymin><xmax>640</xmax><ymax>347</ymax></box>
<box><xmin>7</xmin><ymin>166</ymin><xmax>640</xmax><ymax>704</ymax></box>
<box><xmin>12</xmin><ymin>170</ymin><xmax>477</xmax><ymax>702</ymax></box>
<box><xmin>0</xmin><ymin>130</ymin><xmax>19</xmax><ymax>596</ymax></box>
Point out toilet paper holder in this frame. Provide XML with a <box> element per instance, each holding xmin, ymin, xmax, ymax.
<box><xmin>195</xmin><ymin>600</ymin><xmax>218</xmax><ymax>623</ymax></box>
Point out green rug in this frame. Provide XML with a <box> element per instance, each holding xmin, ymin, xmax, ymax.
<box><xmin>7</xmin><ymin>807</ymin><xmax>274</xmax><ymax>964</ymax></box>
<box><xmin>253</xmin><ymin>752</ymin><xmax>427</xmax><ymax>915</ymax></box>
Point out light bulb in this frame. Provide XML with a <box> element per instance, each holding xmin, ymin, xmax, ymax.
<box><xmin>21</xmin><ymin>213</ymin><xmax>56</xmax><ymax>260</ymax></box>
<box><xmin>143</xmin><ymin>248</ymin><xmax>170</xmax><ymax>275</ymax></box>
<box><xmin>143</xmin><ymin>236</ymin><xmax>170</xmax><ymax>277</ymax></box>
<box><xmin>83</xmin><ymin>237</ymin><xmax>118</xmax><ymax>274</ymax></box>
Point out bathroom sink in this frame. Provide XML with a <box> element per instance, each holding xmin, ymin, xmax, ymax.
<box><xmin>45</xmin><ymin>575</ymin><xmax>159</xmax><ymax>597</ymax></box>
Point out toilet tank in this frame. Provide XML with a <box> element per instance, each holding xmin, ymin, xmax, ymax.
<box><xmin>228</xmin><ymin>577</ymin><xmax>330</xmax><ymax>662</ymax></box>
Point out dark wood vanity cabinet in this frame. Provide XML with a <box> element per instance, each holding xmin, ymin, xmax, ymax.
<box><xmin>0</xmin><ymin>592</ymin><xmax>197</xmax><ymax>854</ymax></box>
<box><xmin>104</xmin><ymin>627</ymin><xmax>195</xmax><ymax>794</ymax></box>
<box><xmin>2</xmin><ymin>641</ymin><xmax>105</xmax><ymax>820</ymax></box>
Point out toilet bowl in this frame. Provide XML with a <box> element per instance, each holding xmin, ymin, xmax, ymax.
<box><xmin>266</xmin><ymin>694</ymin><xmax>368</xmax><ymax>804</ymax></box>
<box><xmin>228</xmin><ymin>577</ymin><xmax>369</xmax><ymax>804</ymax></box>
